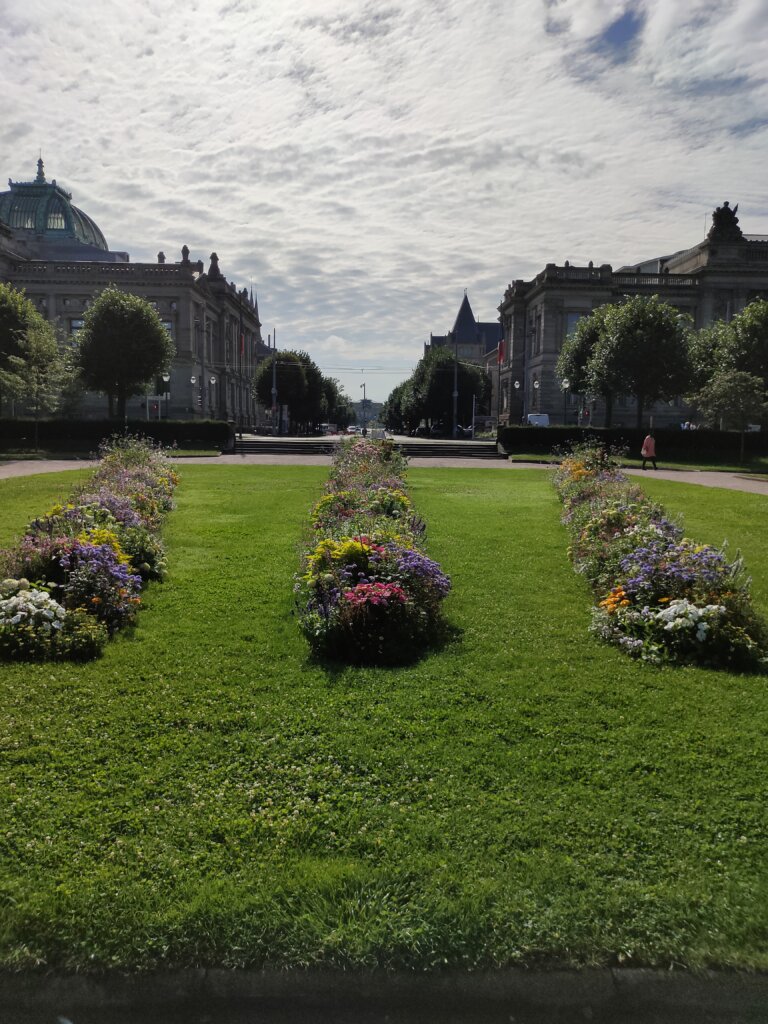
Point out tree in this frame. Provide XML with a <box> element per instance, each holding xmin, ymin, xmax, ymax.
<box><xmin>719</xmin><ymin>299</ymin><xmax>768</xmax><ymax>388</ymax></box>
<box><xmin>76</xmin><ymin>287</ymin><xmax>175</xmax><ymax>420</ymax></box>
<box><xmin>322</xmin><ymin>377</ymin><xmax>354</xmax><ymax>429</ymax></box>
<box><xmin>6</xmin><ymin>322</ymin><xmax>72</xmax><ymax>449</ymax></box>
<box><xmin>382</xmin><ymin>349</ymin><xmax>490</xmax><ymax>435</ymax></box>
<box><xmin>558</xmin><ymin>296</ymin><xmax>692</xmax><ymax>428</ymax></box>
<box><xmin>0</xmin><ymin>282</ymin><xmax>49</xmax><ymax>415</ymax></box>
<box><xmin>556</xmin><ymin>306</ymin><xmax>612</xmax><ymax>422</ymax></box>
<box><xmin>252</xmin><ymin>351</ymin><xmax>307</xmax><ymax>432</ymax></box>
<box><xmin>689</xmin><ymin>369</ymin><xmax>767</xmax><ymax>463</ymax></box>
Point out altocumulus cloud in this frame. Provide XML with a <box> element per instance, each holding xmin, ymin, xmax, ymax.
<box><xmin>1</xmin><ymin>0</ymin><xmax>766</xmax><ymax>398</ymax></box>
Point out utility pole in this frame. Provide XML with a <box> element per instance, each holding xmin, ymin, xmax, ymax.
<box><xmin>452</xmin><ymin>331</ymin><xmax>459</xmax><ymax>438</ymax></box>
<box><xmin>271</xmin><ymin>329</ymin><xmax>278</xmax><ymax>435</ymax></box>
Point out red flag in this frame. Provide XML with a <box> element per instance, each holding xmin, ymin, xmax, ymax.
<box><xmin>497</xmin><ymin>338</ymin><xmax>505</xmax><ymax>365</ymax></box>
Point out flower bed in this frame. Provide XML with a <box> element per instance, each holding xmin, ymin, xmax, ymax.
<box><xmin>553</xmin><ymin>442</ymin><xmax>768</xmax><ymax>669</ymax></box>
<box><xmin>0</xmin><ymin>435</ymin><xmax>178</xmax><ymax>661</ymax></box>
<box><xmin>295</xmin><ymin>437</ymin><xmax>451</xmax><ymax>663</ymax></box>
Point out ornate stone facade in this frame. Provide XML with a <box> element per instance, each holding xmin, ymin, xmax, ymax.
<box><xmin>0</xmin><ymin>161</ymin><xmax>269</xmax><ymax>424</ymax></box>
<box><xmin>497</xmin><ymin>205</ymin><xmax>768</xmax><ymax>427</ymax></box>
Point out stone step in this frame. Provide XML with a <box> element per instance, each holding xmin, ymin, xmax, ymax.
<box><xmin>233</xmin><ymin>437</ymin><xmax>502</xmax><ymax>459</ymax></box>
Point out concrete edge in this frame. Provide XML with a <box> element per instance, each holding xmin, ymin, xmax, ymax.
<box><xmin>1</xmin><ymin>967</ymin><xmax>767</xmax><ymax>1015</ymax></box>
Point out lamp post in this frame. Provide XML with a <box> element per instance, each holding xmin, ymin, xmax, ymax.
<box><xmin>532</xmin><ymin>379</ymin><xmax>540</xmax><ymax>416</ymax></box>
<box><xmin>514</xmin><ymin>379</ymin><xmax>521</xmax><ymax>422</ymax></box>
<box><xmin>452</xmin><ymin>332</ymin><xmax>459</xmax><ymax>439</ymax></box>
<box><xmin>162</xmin><ymin>373</ymin><xmax>170</xmax><ymax>420</ymax></box>
<box><xmin>209</xmin><ymin>375</ymin><xmax>217</xmax><ymax>417</ymax></box>
<box><xmin>360</xmin><ymin>382</ymin><xmax>367</xmax><ymax>435</ymax></box>
<box><xmin>561</xmin><ymin>377</ymin><xmax>570</xmax><ymax>426</ymax></box>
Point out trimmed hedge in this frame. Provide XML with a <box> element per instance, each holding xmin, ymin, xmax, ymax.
<box><xmin>498</xmin><ymin>425</ymin><xmax>768</xmax><ymax>459</ymax></box>
<box><xmin>0</xmin><ymin>418</ymin><xmax>233</xmax><ymax>451</ymax></box>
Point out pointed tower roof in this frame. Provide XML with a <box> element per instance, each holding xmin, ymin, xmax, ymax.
<box><xmin>451</xmin><ymin>292</ymin><xmax>478</xmax><ymax>343</ymax></box>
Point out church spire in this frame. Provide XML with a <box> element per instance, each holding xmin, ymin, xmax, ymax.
<box><xmin>35</xmin><ymin>157</ymin><xmax>46</xmax><ymax>183</ymax></box>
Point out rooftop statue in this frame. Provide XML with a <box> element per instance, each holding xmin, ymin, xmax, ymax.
<box><xmin>708</xmin><ymin>201</ymin><xmax>743</xmax><ymax>242</ymax></box>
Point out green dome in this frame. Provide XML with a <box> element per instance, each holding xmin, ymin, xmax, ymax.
<box><xmin>0</xmin><ymin>159</ymin><xmax>108</xmax><ymax>250</ymax></box>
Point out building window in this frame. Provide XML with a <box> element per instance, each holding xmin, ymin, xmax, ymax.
<box><xmin>69</xmin><ymin>319</ymin><xmax>85</xmax><ymax>334</ymax></box>
<box><xmin>47</xmin><ymin>198</ymin><xmax>67</xmax><ymax>230</ymax></box>
<box><xmin>565</xmin><ymin>312</ymin><xmax>583</xmax><ymax>338</ymax></box>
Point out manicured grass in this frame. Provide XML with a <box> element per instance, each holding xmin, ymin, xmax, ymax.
<box><xmin>0</xmin><ymin>466</ymin><xmax>766</xmax><ymax>973</ymax></box>
<box><xmin>506</xmin><ymin>451</ymin><xmax>768</xmax><ymax>474</ymax></box>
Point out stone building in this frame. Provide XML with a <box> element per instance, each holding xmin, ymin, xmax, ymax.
<box><xmin>0</xmin><ymin>160</ymin><xmax>269</xmax><ymax>423</ymax></box>
<box><xmin>497</xmin><ymin>202</ymin><xmax>768</xmax><ymax>427</ymax></box>
<box><xmin>425</xmin><ymin>292</ymin><xmax>502</xmax><ymax>365</ymax></box>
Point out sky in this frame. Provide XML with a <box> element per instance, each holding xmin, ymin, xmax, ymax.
<box><xmin>1</xmin><ymin>0</ymin><xmax>767</xmax><ymax>401</ymax></box>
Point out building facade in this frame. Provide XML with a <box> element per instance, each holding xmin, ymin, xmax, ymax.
<box><xmin>0</xmin><ymin>160</ymin><xmax>269</xmax><ymax>424</ymax></box>
<box><xmin>425</xmin><ymin>292</ymin><xmax>502</xmax><ymax>365</ymax></box>
<box><xmin>497</xmin><ymin>203</ymin><xmax>768</xmax><ymax>427</ymax></box>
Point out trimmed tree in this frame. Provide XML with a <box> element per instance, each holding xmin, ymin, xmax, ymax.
<box><xmin>689</xmin><ymin>369</ymin><xmax>767</xmax><ymax>463</ymax></box>
<box><xmin>76</xmin><ymin>288</ymin><xmax>175</xmax><ymax>420</ymax></box>
<box><xmin>0</xmin><ymin>282</ymin><xmax>50</xmax><ymax>415</ymax></box>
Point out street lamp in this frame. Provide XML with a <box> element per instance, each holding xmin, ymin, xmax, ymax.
<box><xmin>514</xmin><ymin>379</ymin><xmax>521</xmax><ymax>422</ymax></box>
<box><xmin>209</xmin><ymin>375</ymin><xmax>217</xmax><ymax>417</ymax></box>
<box><xmin>561</xmin><ymin>377</ymin><xmax>570</xmax><ymax>426</ymax></box>
<box><xmin>360</xmin><ymin>382</ymin><xmax>367</xmax><ymax>435</ymax></box>
<box><xmin>161</xmin><ymin>372</ymin><xmax>170</xmax><ymax>420</ymax></box>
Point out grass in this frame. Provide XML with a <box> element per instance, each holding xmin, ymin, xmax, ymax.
<box><xmin>505</xmin><ymin>451</ymin><xmax>768</xmax><ymax>474</ymax></box>
<box><xmin>0</xmin><ymin>465</ymin><xmax>766</xmax><ymax>974</ymax></box>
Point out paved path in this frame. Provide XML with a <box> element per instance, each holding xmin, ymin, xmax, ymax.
<box><xmin>1</xmin><ymin>454</ymin><xmax>767</xmax><ymax>496</ymax></box>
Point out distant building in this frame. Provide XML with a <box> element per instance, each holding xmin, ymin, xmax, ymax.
<box><xmin>425</xmin><ymin>292</ymin><xmax>502</xmax><ymax>365</ymax></box>
<box><xmin>497</xmin><ymin>202</ymin><xmax>768</xmax><ymax>427</ymax></box>
<box><xmin>0</xmin><ymin>159</ymin><xmax>269</xmax><ymax>423</ymax></box>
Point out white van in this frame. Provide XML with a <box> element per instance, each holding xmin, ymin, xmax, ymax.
<box><xmin>526</xmin><ymin>413</ymin><xmax>550</xmax><ymax>427</ymax></box>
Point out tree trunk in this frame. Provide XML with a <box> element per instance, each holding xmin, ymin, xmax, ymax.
<box><xmin>740</xmin><ymin>429</ymin><xmax>745</xmax><ymax>465</ymax></box>
<box><xmin>116</xmin><ymin>388</ymin><xmax>127</xmax><ymax>422</ymax></box>
<box><xmin>635</xmin><ymin>395</ymin><xmax>644</xmax><ymax>430</ymax></box>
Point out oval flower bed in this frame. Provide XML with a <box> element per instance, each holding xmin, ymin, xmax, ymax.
<box><xmin>295</xmin><ymin>437</ymin><xmax>451</xmax><ymax>664</ymax></box>
<box><xmin>0</xmin><ymin>434</ymin><xmax>178</xmax><ymax>661</ymax></box>
<box><xmin>553</xmin><ymin>442</ymin><xmax>768</xmax><ymax>670</ymax></box>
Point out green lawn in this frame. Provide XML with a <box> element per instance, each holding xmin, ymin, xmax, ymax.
<box><xmin>0</xmin><ymin>465</ymin><xmax>766</xmax><ymax>973</ymax></box>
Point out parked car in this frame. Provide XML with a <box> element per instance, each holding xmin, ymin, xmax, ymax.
<box><xmin>526</xmin><ymin>413</ymin><xmax>550</xmax><ymax>427</ymax></box>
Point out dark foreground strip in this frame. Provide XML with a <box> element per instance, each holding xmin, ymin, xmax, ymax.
<box><xmin>1</xmin><ymin>968</ymin><xmax>766</xmax><ymax>1024</ymax></box>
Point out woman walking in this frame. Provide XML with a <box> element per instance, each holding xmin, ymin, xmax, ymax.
<box><xmin>641</xmin><ymin>432</ymin><xmax>657</xmax><ymax>470</ymax></box>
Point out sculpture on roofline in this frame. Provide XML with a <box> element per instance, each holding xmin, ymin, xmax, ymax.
<box><xmin>708</xmin><ymin>201</ymin><xmax>743</xmax><ymax>242</ymax></box>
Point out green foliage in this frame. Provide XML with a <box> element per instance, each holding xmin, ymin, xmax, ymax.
<box><xmin>383</xmin><ymin>348</ymin><xmax>490</xmax><ymax>434</ymax></box>
<box><xmin>691</xmin><ymin>370</ymin><xmax>767</xmax><ymax>431</ymax></box>
<box><xmin>556</xmin><ymin>306</ymin><xmax>607</xmax><ymax>396</ymax></box>
<box><xmin>253</xmin><ymin>351</ymin><xmax>354</xmax><ymax>432</ymax></box>
<box><xmin>0</xmin><ymin>283</ymin><xmax>55</xmax><ymax>414</ymax></box>
<box><xmin>76</xmin><ymin>287</ymin><xmax>175</xmax><ymax>419</ymax></box>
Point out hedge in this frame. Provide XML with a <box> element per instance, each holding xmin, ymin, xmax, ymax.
<box><xmin>0</xmin><ymin>419</ymin><xmax>233</xmax><ymax>451</ymax></box>
<box><xmin>498</xmin><ymin>425</ymin><xmax>768</xmax><ymax>459</ymax></box>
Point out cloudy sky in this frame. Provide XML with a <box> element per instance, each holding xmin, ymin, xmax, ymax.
<box><xmin>2</xmin><ymin>0</ymin><xmax>767</xmax><ymax>400</ymax></box>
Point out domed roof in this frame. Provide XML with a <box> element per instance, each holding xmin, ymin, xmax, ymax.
<box><xmin>0</xmin><ymin>159</ymin><xmax>108</xmax><ymax>250</ymax></box>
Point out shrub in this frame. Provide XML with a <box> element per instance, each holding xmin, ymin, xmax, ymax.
<box><xmin>554</xmin><ymin>442</ymin><xmax>768</xmax><ymax>670</ymax></box>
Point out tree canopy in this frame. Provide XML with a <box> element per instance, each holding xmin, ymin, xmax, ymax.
<box><xmin>556</xmin><ymin>295</ymin><xmax>691</xmax><ymax>427</ymax></box>
<box><xmin>76</xmin><ymin>287</ymin><xmax>175</xmax><ymax>419</ymax></box>
<box><xmin>383</xmin><ymin>348</ymin><xmax>490</xmax><ymax>435</ymax></box>
<box><xmin>0</xmin><ymin>282</ymin><xmax>51</xmax><ymax>412</ymax></box>
<box><xmin>252</xmin><ymin>350</ymin><xmax>354</xmax><ymax>433</ymax></box>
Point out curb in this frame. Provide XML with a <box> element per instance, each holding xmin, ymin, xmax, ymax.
<box><xmin>2</xmin><ymin>968</ymin><xmax>767</xmax><ymax>1022</ymax></box>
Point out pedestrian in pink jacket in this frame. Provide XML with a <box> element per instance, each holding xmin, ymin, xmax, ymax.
<box><xmin>641</xmin><ymin>432</ymin><xmax>657</xmax><ymax>470</ymax></box>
